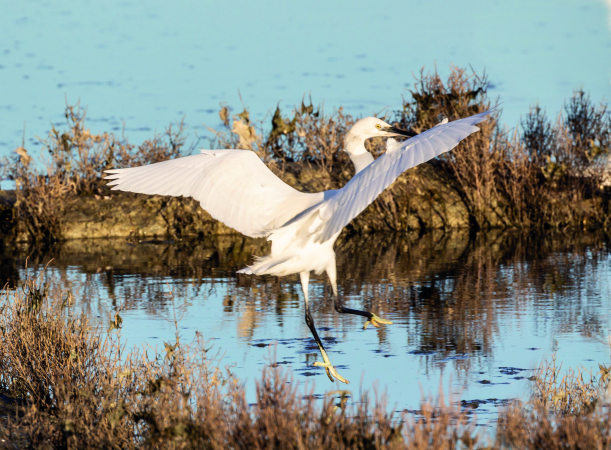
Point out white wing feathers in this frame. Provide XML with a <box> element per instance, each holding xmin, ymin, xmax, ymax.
<box><xmin>105</xmin><ymin>150</ymin><xmax>323</xmax><ymax>238</ymax></box>
<box><xmin>105</xmin><ymin>110</ymin><xmax>490</xmax><ymax>243</ymax></box>
<box><xmin>316</xmin><ymin>110</ymin><xmax>492</xmax><ymax>242</ymax></box>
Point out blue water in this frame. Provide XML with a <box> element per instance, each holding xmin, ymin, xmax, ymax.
<box><xmin>1</xmin><ymin>0</ymin><xmax>610</xmax><ymax>189</ymax></box>
<box><xmin>5</xmin><ymin>231</ymin><xmax>611</xmax><ymax>425</ymax></box>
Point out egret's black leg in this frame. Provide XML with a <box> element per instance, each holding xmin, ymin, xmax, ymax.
<box><xmin>300</xmin><ymin>271</ymin><xmax>348</xmax><ymax>384</ymax></box>
<box><xmin>326</xmin><ymin>261</ymin><xmax>393</xmax><ymax>329</ymax></box>
<box><xmin>334</xmin><ymin>295</ymin><xmax>373</xmax><ymax>319</ymax></box>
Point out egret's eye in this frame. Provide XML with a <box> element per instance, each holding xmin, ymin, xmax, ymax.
<box><xmin>375</xmin><ymin>124</ymin><xmax>382</xmax><ymax>130</ymax></box>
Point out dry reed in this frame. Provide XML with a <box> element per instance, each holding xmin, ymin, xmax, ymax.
<box><xmin>2</xmin><ymin>102</ymin><xmax>191</xmax><ymax>242</ymax></box>
<box><xmin>0</xmin><ymin>269</ymin><xmax>481</xmax><ymax>449</ymax></box>
<box><xmin>2</xmin><ymin>67</ymin><xmax>610</xmax><ymax>241</ymax></box>
<box><xmin>2</xmin><ymin>259</ymin><xmax>611</xmax><ymax>447</ymax></box>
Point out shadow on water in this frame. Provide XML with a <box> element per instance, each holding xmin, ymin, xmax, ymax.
<box><xmin>2</xmin><ymin>229</ymin><xmax>610</xmax><ymax>373</ymax></box>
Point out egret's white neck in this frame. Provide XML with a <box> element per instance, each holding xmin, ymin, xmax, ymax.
<box><xmin>344</xmin><ymin>136</ymin><xmax>374</xmax><ymax>175</ymax></box>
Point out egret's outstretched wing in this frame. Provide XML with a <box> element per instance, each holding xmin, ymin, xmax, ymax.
<box><xmin>105</xmin><ymin>150</ymin><xmax>322</xmax><ymax>238</ymax></box>
<box><xmin>317</xmin><ymin>110</ymin><xmax>492</xmax><ymax>242</ymax></box>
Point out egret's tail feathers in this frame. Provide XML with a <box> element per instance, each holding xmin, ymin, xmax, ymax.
<box><xmin>237</xmin><ymin>254</ymin><xmax>295</xmax><ymax>276</ymax></box>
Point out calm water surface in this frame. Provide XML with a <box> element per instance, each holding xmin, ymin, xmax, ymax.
<box><xmin>2</xmin><ymin>230</ymin><xmax>611</xmax><ymax>424</ymax></box>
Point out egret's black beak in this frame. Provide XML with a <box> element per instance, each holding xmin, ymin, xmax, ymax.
<box><xmin>383</xmin><ymin>126</ymin><xmax>418</xmax><ymax>138</ymax></box>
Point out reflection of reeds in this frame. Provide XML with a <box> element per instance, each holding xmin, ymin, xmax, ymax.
<box><xmin>3</xmin><ymin>228</ymin><xmax>609</xmax><ymax>380</ymax></box>
<box><xmin>3</xmin><ymin>268</ymin><xmax>611</xmax><ymax>447</ymax></box>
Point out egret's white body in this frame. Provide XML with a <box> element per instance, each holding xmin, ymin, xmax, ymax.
<box><xmin>105</xmin><ymin>110</ymin><xmax>491</xmax><ymax>383</ymax></box>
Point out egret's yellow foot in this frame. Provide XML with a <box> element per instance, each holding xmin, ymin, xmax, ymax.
<box><xmin>313</xmin><ymin>343</ymin><xmax>350</xmax><ymax>384</ymax></box>
<box><xmin>314</xmin><ymin>360</ymin><xmax>349</xmax><ymax>384</ymax></box>
<box><xmin>364</xmin><ymin>313</ymin><xmax>393</xmax><ymax>330</ymax></box>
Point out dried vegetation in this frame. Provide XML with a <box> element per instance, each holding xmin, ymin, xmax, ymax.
<box><xmin>1</xmin><ymin>67</ymin><xmax>610</xmax><ymax>241</ymax></box>
<box><xmin>494</xmin><ymin>346</ymin><xmax>611</xmax><ymax>449</ymax></box>
<box><xmin>1</xmin><ymin>103</ymin><xmax>190</xmax><ymax>242</ymax></box>
<box><xmin>0</xmin><ymin>270</ymin><xmax>486</xmax><ymax>449</ymax></box>
<box><xmin>2</xmin><ymin>268</ymin><xmax>611</xmax><ymax>448</ymax></box>
<box><xmin>210</xmin><ymin>67</ymin><xmax>611</xmax><ymax>232</ymax></box>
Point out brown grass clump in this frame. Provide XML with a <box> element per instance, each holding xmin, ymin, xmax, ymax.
<box><xmin>0</xmin><ymin>267</ymin><xmax>237</xmax><ymax>448</ymax></box>
<box><xmin>493</xmin><ymin>351</ymin><xmax>611</xmax><ymax>449</ymax></box>
<box><xmin>0</xmin><ymin>269</ymin><xmax>485</xmax><ymax>449</ymax></box>
<box><xmin>209</xmin><ymin>100</ymin><xmax>358</xmax><ymax>193</ymax></box>
<box><xmin>391</xmin><ymin>67</ymin><xmax>499</xmax><ymax>229</ymax></box>
<box><xmin>497</xmin><ymin>94</ymin><xmax>611</xmax><ymax>230</ymax></box>
<box><xmin>4</xmin><ymin>103</ymin><xmax>190</xmax><ymax>242</ymax></box>
<box><xmin>496</xmin><ymin>402</ymin><xmax>611</xmax><ymax>450</ymax></box>
<box><xmin>10</xmin><ymin>163</ymin><xmax>72</xmax><ymax>242</ymax></box>
<box><xmin>38</xmin><ymin>103</ymin><xmax>187</xmax><ymax>196</ymax></box>
<box><xmin>530</xmin><ymin>353</ymin><xmax>602</xmax><ymax>416</ymax></box>
<box><xmin>390</xmin><ymin>67</ymin><xmax>611</xmax><ymax>230</ymax></box>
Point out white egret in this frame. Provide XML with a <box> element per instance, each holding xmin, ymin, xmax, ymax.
<box><xmin>105</xmin><ymin>110</ymin><xmax>491</xmax><ymax>384</ymax></box>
